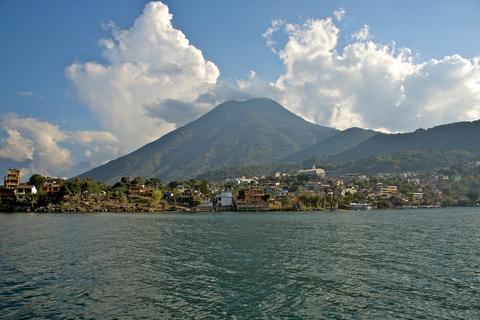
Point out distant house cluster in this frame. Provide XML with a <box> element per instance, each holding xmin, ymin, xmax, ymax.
<box><xmin>2</xmin><ymin>169</ymin><xmax>37</xmax><ymax>209</ymax></box>
<box><xmin>1</xmin><ymin>161</ymin><xmax>476</xmax><ymax>213</ymax></box>
<box><xmin>0</xmin><ymin>169</ymin><xmax>66</xmax><ymax>211</ymax></box>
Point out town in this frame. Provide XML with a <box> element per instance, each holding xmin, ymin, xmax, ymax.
<box><xmin>1</xmin><ymin>164</ymin><xmax>479</xmax><ymax>213</ymax></box>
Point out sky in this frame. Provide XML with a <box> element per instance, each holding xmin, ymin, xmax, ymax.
<box><xmin>1</xmin><ymin>0</ymin><xmax>480</xmax><ymax>178</ymax></box>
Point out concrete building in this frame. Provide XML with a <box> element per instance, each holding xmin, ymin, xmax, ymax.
<box><xmin>215</xmin><ymin>191</ymin><xmax>233</xmax><ymax>211</ymax></box>
<box><xmin>341</xmin><ymin>186</ymin><xmax>358</xmax><ymax>196</ymax></box>
<box><xmin>41</xmin><ymin>178</ymin><xmax>63</xmax><ymax>195</ymax></box>
<box><xmin>4</xmin><ymin>169</ymin><xmax>20</xmax><ymax>189</ymax></box>
<box><xmin>297</xmin><ymin>165</ymin><xmax>326</xmax><ymax>178</ymax></box>
<box><xmin>237</xmin><ymin>188</ymin><xmax>268</xmax><ymax>211</ymax></box>
<box><xmin>375</xmin><ymin>183</ymin><xmax>398</xmax><ymax>198</ymax></box>
<box><xmin>14</xmin><ymin>185</ymin><xmax>37</xmax><ymax>203</ymax></box>
<box><xmin>128</xmin><ymin>184</ymin><xmax>146</xmax><ymax>196</ymax></box>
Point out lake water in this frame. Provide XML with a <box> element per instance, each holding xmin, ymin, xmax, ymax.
<box><xmin>1</xmin><ymin>208</ymin><xmax>480</xmax><ymax>319</ymax></box>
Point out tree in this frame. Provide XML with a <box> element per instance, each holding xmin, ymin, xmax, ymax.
<box><xmin>466</xmin><ymin>190</ymin><xmax>479</xmax><ymax>204</ymax></box>
<box><xmin>132</xmin><ymin>176</ymin><xmax>145</xmax><ymax>186</ymax></box>
<box><xmin>168</xmin><ymin>181</ymin><xmax>179</xmax><ymax>189</ymax></box>
<box><xmin>145</xmin><ymin>178</ymin><xmax>161</xmax><ymax>188</ymax></box>
<box><xmin>29</xmin><ymin>174</ymin><xmax>46</xmax><ymax>188</ymax></box>
<box><xmin>199</xmin><ymin>180</ymin><xmax>209</xmax><ymax>195</ymax></box>
<box><xmin>152</xmin><ymin>189</ymin><xmax>163</xmax><ymax>202</ymax></box>
<box><xmin>192</xmin><ymin>196</ymin><xmax>202</xmax><ymax>209</ymax></box>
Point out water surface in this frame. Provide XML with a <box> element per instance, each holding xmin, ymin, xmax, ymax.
<box><xmin>1</xmin><ymin>208</ymin><xmax>480</xmax><ymax>319</ymax></box>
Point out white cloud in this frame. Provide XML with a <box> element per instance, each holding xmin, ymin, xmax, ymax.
<box><xmin>0</xmin><ymin>128</ymin><xmax>34</xmax><ymax>162</ymax></box>
<box><xmin>0</xmin><ymin>114</ymin><xmax>120</xmax><ymax>177</ymax></box>
<box><xmin>70</xmin><ymin>130</ymin><xmax>120</xmax><ymax>166</ymax></box>
<box><xmin>333</xmin><ymin>7</ymin><xmax>346</xmax><ymax>21</ymax></box>
<box><xmin>192</xmin><ymin>70</ymin><xmax>284</xmax><ymax>111</ymax></box>
<box><xmin>352</xmin><ymin>24</ymin><xmax>371</xmax><ymax>41</ymax></box>
<box><xmin>16</xmin><ymin>91</ymin><xmax>33</xmax><ymax>97</ymax></box>
<box><xmin>66</xmin><ymin>1</ymin><xmax>219</xmax><ymax>153</ymax></box>
<box><xmin>0</xmin><ymin>114</ymin><xmax>72</xmax><ymax>175</ymax></box>
<box><xmin>262</xmin><ymin>19</ymin><xmax>285</xmax><ymax>53</ymax></box>
<box><xmin>261</xmin><ymin>15</ymin><xmax>480</xmax><ymax>131</ymax></box>
<box><xmin>49</xmin><ymin>1</ymin><xmax>480</xmax><ymax>176</ymax></box>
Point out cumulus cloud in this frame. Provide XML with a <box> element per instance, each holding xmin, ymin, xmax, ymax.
<box><xmin>66</xmin><ymin>1</ymin><xmax>219</xmax><ymax>152</ymax></box>
<box><xmin>197</xmin><ymin>71</ymin><xmax>283</xmax><ymax>107</ymax></box>
<box><xmin>0</xmin><ymin>114</ymin><xmax>71</xmax><ymax>175</ymax></box>
<box><xmin>54</xmin><ymin>0</ymin><xmax>480</xmax><ymax>175</ymax></box>
<box><xmin>0</xmin><ymin>114</ymin><xmax>120</xmax><ymax>177</ymax></box>
<box><xmin>0</xmin><ymin>128</ymin><xmax>34</xmax><ymax>162</ymax></box>
<box><xmin>352</xmin><ymin>24</ymin><xmax>371</xmax><ymax>41</ymax></box>
<box><xmin>262</xmin><ymin>15</ymin><xmax>480</xmax><ymax>131</ymax></box>
<box><xmin>70</xmin><ymin>130</ymin><xmax>120</xmax><ymax>166</ymax></box>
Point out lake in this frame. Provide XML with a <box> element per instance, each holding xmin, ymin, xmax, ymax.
<box><xmin>1</xmin><ymin>208</ymin><xmax>480</xmax><ymax>319</ymax></box>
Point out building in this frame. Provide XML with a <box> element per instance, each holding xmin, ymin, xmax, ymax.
<box><xmin>412</xmin><ymin>192</ymin><xmax>424</xmax><ymax>200</ymax></box>
<box><xmin>197</xmin><ymin>199</ymin><xmax>213</xmax><ymax>211</ymax></box>
<box><xmin>4</xmin><ymin>169</ymin><xmax>20</xmax><ymax>189</ymax></box>
<box><xmin>14</xmin><ymin>185</ymin><xmax>37</xmax><ymax>203</ymax></box>
<box><xmin>346</xmin><ymin>203</ymin><xmax>373</xmax><ymax>210</ymax></box>
<box><xmin>41</xmin><ymin>177</ymin><xmax>63</xmax><ymax>195</ymax></box>
<box><xmin>341</xmin><ymin>186</ymin><xmax>358</xmax><ymax>196</ymax></box>
<box><xmin>128</xmin><ymin>184</ymin><xmax>146</xmax><ymax>196</ymax></box>
<box><xmin>215</xmin><ymin>191</ymin><xmax>233</xmax><ymax>211</ymax></box>
<box><xmin>297</xmin><ymin>165</ymin><xmax>326</xmax><ymax>178</ymax></box>
<box><xmin>375</xmin><ymin>183</ymin><xmax>399</xmax><ymax>198</ymax></box>
<box><xmin>226</xmin><ymin>176</ymin><xmax>258</xmax><ymax>185</ymax></box>
<box><xmin>237</xmin><ymin>188</ymin><xmax>268</xmax><ymax>211</ymax></box>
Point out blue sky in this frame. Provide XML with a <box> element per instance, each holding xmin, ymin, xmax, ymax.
<box><xmin>1</xmin><ymin>0</ymin><xmax>480</xmax><ymax>177</ymax></box>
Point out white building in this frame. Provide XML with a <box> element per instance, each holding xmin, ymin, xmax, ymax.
<box><xmin>14</xmin><ymin>185</ymin><xmax>37</xmax><ymax>203</ymax></box>
<box><xmin>198</xmin><ymin>199</ymin><xmax>213</xmax><ymax>211</ymax></box>
<box><xmin>215</xmin><ymin>191</ymin><xmax>233</xmax><ymax>210</ymax></box>
<box><xmin>297</xmin><ymin>165</ymin><xmax>326</xmax><ymax>178</ymax></box>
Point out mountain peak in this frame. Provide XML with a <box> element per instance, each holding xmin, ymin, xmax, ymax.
<box><xmin>79</xmin><ymin>98</ymin><xmax>337</xmax><ymax>183</ymax></box>
<box><xmin>212</xmin><ymin>97</ymin><xmax>288</xmax><ymax>114</ymax></box>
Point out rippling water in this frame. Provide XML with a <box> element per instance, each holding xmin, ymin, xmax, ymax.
<box><xmin>1</xmin><ymin>208</ymin><xmax>480</xmax><ymax>319</ymax></box>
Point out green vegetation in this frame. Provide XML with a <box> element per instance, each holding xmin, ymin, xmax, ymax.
<box><xmin>285</xmin><ymin>127</ymin><xmax>379</xmax><ymax>162</ymax></box>
<box><xmin>29</xmin><ymin>174</ymin><xmax>46</xmax><ymax>188</ymax></box>
<box><xmin>335</xmin><ymin>120</ymin><xmax>480</xmax><ymax>161</ymax></box>
<box><xmin>78</xmin><ymin>98</ymin><xmax>336</xmax><ymax>183</ymax></box>
<box><xmin>3</xmin><ymin>160</ymin><xmax>480</xmax><ymax>213</ymax></box>
<box><xmin>77</xmin><ymin>99</ymin><xmax>480</xmax><ymax>185</ymax></box>
<box><xmin>323</xmin><ymin>149</ymin><xmax>480</xmax><ymax>175</ymax></box>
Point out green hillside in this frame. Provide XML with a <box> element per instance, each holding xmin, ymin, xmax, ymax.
<box><xmin>79</xmin><ymin>98</ymin><xmax>337</xmax><ymax>183</ymax></box>
<box><xmin>335</xmin><ymin>120</ymin><xmax>480</xmax><ymax>161</ymax></box>
<box><xmin>284</xmin><ymin>127</ymin><xmax>379</xmax><ymax>162</ymax></box>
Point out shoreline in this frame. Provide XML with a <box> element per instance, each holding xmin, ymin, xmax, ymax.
<box><xmin>2</xmin><ymin>206</ymin><xmax>475</xmax><ymax>215</ymax></box>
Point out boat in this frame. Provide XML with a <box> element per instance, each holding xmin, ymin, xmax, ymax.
<box><xmin>346</xmin><ymin>203</ymin><xmax>373</xmax><ymax>210</ymax></box>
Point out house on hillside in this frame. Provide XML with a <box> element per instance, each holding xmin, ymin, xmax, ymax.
<box><xmin>236</xmin><ymin>188</ymin><xmax>268</xmax><ymax>211</ymax></box>
<box><xmin>41</xmin><ymin>177</ymin><xmax>64</xmax><ymax>195</ymax></box>
<box><xmin>375</xmin><ymin>183</ymin><xmax>399</xmax><ymax>199</ymax></box>
<box><xmin>4</xmin><ymin>169</ymin><xmax>20</xmax><ymax>189</ymax></box>
<box><xmin>297</xmin><ymin>165</ymin><xmax>326</xmax><ymax>178</ymax></box>
<box><xmin>14</xmin><ymin>185</ymin><xmax>37</xmax><ymax>203</ymax></box>
<box><xmin>128</xmin><ymin>184</ymin><xmax>147</xmax><ymax>196</ymax></box>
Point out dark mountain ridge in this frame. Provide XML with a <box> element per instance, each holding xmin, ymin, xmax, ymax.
<box><xmin>284</xmin><ymin>127</ymin><xmax>379</xmax><ymax>162</ymax></box>
<box><xmin>335</xmin><ymin>120</ymin><xmax>480</xmax><ymax>161</ymax></box>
